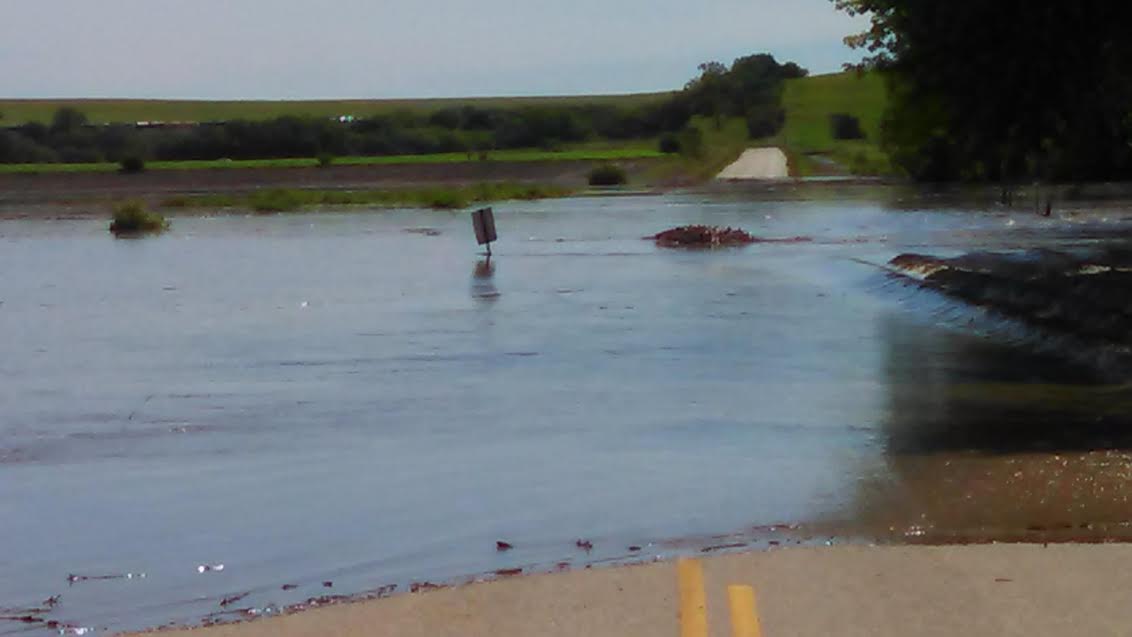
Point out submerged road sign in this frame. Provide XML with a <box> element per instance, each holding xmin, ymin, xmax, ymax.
<box><xmin>471</xmin><ymin>207</ymin><xmax>497</xmax><ymax>255</ymax></box>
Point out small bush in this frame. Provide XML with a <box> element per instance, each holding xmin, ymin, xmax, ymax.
<box><xmin>109</xmin><ymin>201</ymin><xmax>168</xmax><ymax>236</ymax></box>
<box><xmin>317</xmin><ymin>153</ymin><xmax>335</xmax><ymax>168</ymax></box>
<box><xmin>677</xmin><ymin>127</ymin><xmax>704</xmax><ymax>158</ymax></box>
<box><xmin>119</xmin><ymin>156</ymin><xmax>146</xmax><ymax>174</ymax></box>
<box><xmin>659</xmin><ymin>133</ymin><xmax>682</xmax><ymax>154</ymax></box>
<box><xmin>588</xmin><ymin>163</ymin><xmax>628</xmax><ymax>186</ymax></box>
<box><xmin>746</xmin><ymin>105</ymin><xmax>786</xmax><ymax>139</ymax></box>
<box><xmin>830</xmin><ymin>113</ymin><xmax>865</xmax><ymax>140</ymax></box>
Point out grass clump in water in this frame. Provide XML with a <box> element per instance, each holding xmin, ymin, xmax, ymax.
<box><xmin>109</xmin><ymin>201</ymin><xmax>168</xmax><ymax>236</ymax></box>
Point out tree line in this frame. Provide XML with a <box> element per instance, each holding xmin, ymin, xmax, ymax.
<box><xmin>0</xmin><ymin>54</ymin><xmax>805</xmax><ymax>165</ymax></box>
<box><xmin>834</xmin><ymin>0</ymin><xmax>1132</xmax><ymax>184</ymax></box>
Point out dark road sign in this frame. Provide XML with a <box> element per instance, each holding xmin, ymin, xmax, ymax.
<box><xmin>472</xmin><ymin>207</ymin><xmax>497</xmax><ymax>253</ymax></box>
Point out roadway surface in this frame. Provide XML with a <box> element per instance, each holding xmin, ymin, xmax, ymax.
<box><xmin>716</xmin><ymin>148</ymin><xmax>790</xmax><ymax>180</ymax></box>
<box><xmin>137</xmin><ymin>544</ymin><xmax>1132</xmax><ymax>637</ymax></box>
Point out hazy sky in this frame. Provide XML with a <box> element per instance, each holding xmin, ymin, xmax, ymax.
<box><xmin>3</xmin><ymin>1</ymin><xmax>867</xmax><ymax>99</ymax></box>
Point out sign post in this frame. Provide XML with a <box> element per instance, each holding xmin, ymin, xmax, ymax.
<box><xmin>471</xmin><ymin>207</ymin><xmax>497</xmax><ymax>257</ymax></box>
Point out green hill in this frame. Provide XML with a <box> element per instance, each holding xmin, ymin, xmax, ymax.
<box><xmin>0</xmin><ymin>72</ymin><xmax>891</xmax><ymax>178</ymax></box>
<box><xmin>0</xmin><ymin>93</ymin><xmax>671</xmax><ymax>126</ymax></box>
<box><xmin>779</xmin><ymin>71</ymin><xmax>890</xmax><ymax>175</ymax></box>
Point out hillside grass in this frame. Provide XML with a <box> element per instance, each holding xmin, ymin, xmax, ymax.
<box><xmin>655</xmin><ymin>72</ymin><xmax>891</xmax><ymax>179</ymax></box>
<box><xmin>778</xmin><ymin>71</ymin><xmax>890</xmax><ymax>175</ymax></box>
<box><xmin>0</xmin><ymin>148</ymin><xmax>667</xmax><ymax>174</ymax></box>
<box><xmin>0</xmin><ymin>93</ymin><xmax>672</xmax><ymax>125</ymax></box>
<box><xmin>1</xmin><ymin>72</ymin><xmax>889</xmax><ymax>179</ymax></box>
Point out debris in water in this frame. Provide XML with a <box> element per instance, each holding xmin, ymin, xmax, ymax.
<box><xmin>281</xmin><ymin>584</ymin><xmax>298</xmax><ymax>591</ymax></box>
<box><xmin>575</xmin><ymin>539</ymin><xmax>594</xmax><ymax>552</ymax></box>
<box><xmin>628</xmin><ymin>545</ymin><xmax>642</xmax><ymax>552</ymax></box>
<box><xmin>0</xmin><ymin>615</ymin><xmax>41</xmax><ymax>624</ymax></box>
<box><xmin>220</xmin><ymin>592</ymin><xmax>249</xmax><ymax>607</ymax></box>
<box><xmin>653</xmin><ymin>225</ymin><xmax>756</xmax><ymax>248</ymax></box>
<box><xmin>322</xmin><ymin>581</ymin><xmax>333</xmax><ymax>588</ymax></box>
<box><xmin>701</xmin><ymin>542</ymin><xmax>748</xmax><ymax>553</ymax></box>
<box><xmin>197</xmin><ymin>564</ymin><xmax>225</xmax><ymax>574</ymax></box>
<box><xmin>496</xmin><ymin>540</ymin><xmax>514</xmax><ymax>551</ymax></box>
<box><xmin>652</xmin><ymin>226</ymin><xmax>813</xmax><ymax>248</ymax></box>
<box><xmin>68</xmin><ymin>572</ymin><xmax>145</xmax><ymax>584</ymax></box>
<box><xmin>373</xmin><ymin>584</ymin><xmax>397</xmax><ymax>598</ymax></box>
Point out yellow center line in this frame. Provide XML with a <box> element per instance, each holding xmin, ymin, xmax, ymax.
<box><xmin>727</xmin><ymin>585</ymin><xmax>763</xmax><ymax>637</ymax></box>
<box><xmin>677</xmin><ymin>559</ymin><xmax>709</xmax><ymax>637</ymax></box>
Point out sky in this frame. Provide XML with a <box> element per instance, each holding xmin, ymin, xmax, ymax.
<box><xmin>2</xmin><ymin>0</ymin><xmax>868</xmax><ymax>99</ymax></box>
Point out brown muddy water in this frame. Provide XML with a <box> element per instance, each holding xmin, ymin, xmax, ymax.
<box><xmin>2</xmin><ymin>189</ymin><xmax>1132</xmax><ymax>634</ymax></box>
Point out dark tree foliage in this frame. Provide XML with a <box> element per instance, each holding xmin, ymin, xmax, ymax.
<box><xmin>658</xmin><ymin>132</ymin><xmax>682</xmax><ymax>154</ymax></box>
<box><xmin>830</xmin><ymin>113</ymin><xmax>865</xmax><ymax>140</ymax></box>
<box><xmin>746</xmin><ymin>104</ymin><xmax>786</xmax><ymax>139</ymax></box>
<box><xmin>834</xmin><ymin>0</ymin><xmax>1132</xmax><ymax>182</ymax></box>
<box><xmin>682</xmin><ymin>54</ymin><xmax>803</xmax><ymax>132</ymax></box>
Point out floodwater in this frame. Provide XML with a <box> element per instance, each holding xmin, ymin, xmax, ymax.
<box><xmin>3</xmin><ymin>189</ymin><xmax>1132</xmax><ymax>634</ymax></box>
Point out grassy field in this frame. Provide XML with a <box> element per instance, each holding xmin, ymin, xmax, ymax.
<box><xmin>0</xmin><ymin>148</ymin><xmax>666</xmax><ymax>174</ymax></box>
<box><xmin>654</xmin><ymin>72</ymin><xmax>890</xmax><ymax>179</ymax></box>
<box><xmin>1</xmin><ymin>72</ymin><xmax>890</xmax><ymax>178</ymax></box>
<box><xmin>0</xmin><ymin>93</ymin><xmax>672</xmax><ymax>125</ymax></box>
<box><xmin>778</xmin><ymin>71</ymin><xmax>890</xmax><ymax>175</ymax></box>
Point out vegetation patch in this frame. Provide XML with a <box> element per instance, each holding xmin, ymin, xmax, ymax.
<box><xmin>109</xmin><ymin>201</ymin><xmax>168</xmax><ymax>236</ymax></box>
<box><xmin>652</xmin><ymin>225</ymin><xmax>756</xmax><ymax>248</ymax></box>
<box><xmin>163</xmin><ymin>183</ymin><xmax>573</xmax><ymax>213</ymax></box>
<box><xmin>250</xmin><ymin>189</ymin><xmax>307</xmax><ymax>212</ymax></box>
<box><xmin>587</xmin><ymin>163</ymin><xmax>628</xmax><ymax>186</ymax></box>
<box><xmin>118</xmin><ymin>156</ymin><xmax>145</xmax><ymax>174</ymax></box>
<box><xmin>830</xmin><ymin>113</ymin><xmax>865</xmax><ymax>140</ymax></box>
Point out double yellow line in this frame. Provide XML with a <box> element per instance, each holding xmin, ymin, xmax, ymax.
<box><xmin>678</xmin><ymin>558</ymin><xmax>762</xmax><ymax>637</ymax></box>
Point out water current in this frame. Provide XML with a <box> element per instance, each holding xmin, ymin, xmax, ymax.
<box><xmin>3</xmin><ymin>187</ymin><xmax>1132</xmax><ymax>634</ymax></box>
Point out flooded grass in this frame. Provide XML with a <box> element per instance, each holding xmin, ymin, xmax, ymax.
<box><xmin>161</xmin><ymin>183</ymin><xmax>575</xmax><ymax>212</ymax></box>
<box><xmin>109</xmin><ymin>201</ymin><xmax>169</xmax><ymax>236</ymax></box>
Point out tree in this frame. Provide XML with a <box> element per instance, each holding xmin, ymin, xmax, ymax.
<box><xmin>833</xmin><ymin>0</ymin><xmax>1132</xmax><ymax>183</ymax></box>
<box><xmin>50</xmin><ymin>107</ymin><xmax>89</xmax><ymax>135</ymax></box>
<box><xmin>685</xmin><ymin>61</ymin><xmax>729</xmax><ymax>129</ymax></box>
<box><xmin>727</xmin><ymin>54</ymin><xmax>787</xmax><ymax>116</ymax></box>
